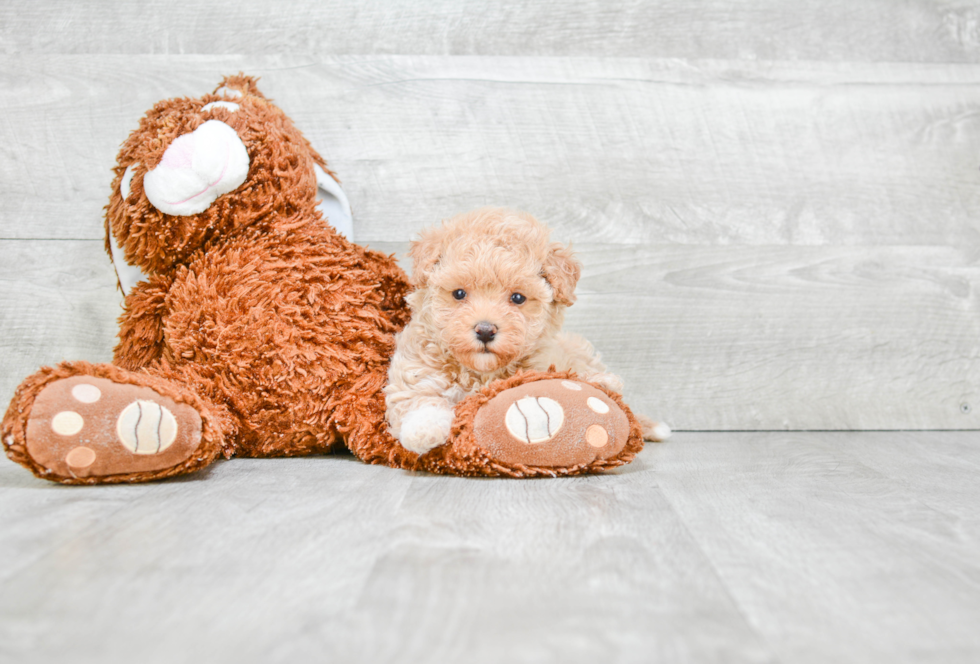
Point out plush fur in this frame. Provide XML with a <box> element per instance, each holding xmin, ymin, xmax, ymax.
<box><xmin>2</xmin><ymin>76</ymin><xmax>654</xmax><ymax>484</ymax></box>
<box><xmin>3</xmin><ymin>75</ymin><xmax>419</xmax><ymax>481</ymax></box>
<box><xmin>385</xmin><ymin>208</ymin><xmax>667</xmax><ymax>455</ymax></box>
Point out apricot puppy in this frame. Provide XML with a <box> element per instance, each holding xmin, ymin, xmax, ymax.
<box><xmin>385</xmin><ymin>207</ymin><xmax>669</xmax><ymax>455</ymax></box>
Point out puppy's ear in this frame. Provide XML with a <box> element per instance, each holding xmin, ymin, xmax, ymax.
<box><xmin>408</xmin><ymin>225</ymin><xmax>445</xmax><ymax>288</ymax></box>
<box><xmin>542</xmin><ymin>242</ymin><xmax>581</xmax><ymax>306</ymax></box>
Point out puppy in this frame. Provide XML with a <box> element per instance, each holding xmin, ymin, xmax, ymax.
<box><xmin>384</xmin><ymin>207</ymin><xmax>670</xmax><ymax>455</ymax></box>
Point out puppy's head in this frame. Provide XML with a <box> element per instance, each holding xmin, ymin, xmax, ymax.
<box><xmin>408</xmin><ymin>208</ymin><xmax>580</xmax><ymax>373</ymax></box>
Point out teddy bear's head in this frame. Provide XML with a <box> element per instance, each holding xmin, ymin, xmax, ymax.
<box><xmin>105</xmin><ymin>74</ymin><xmax>342</xmax><ymax>289</ymax></box>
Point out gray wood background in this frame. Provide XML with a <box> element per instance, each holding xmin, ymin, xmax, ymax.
<box><xmin>2</xmin><ymin>2</ymin><xmax>979</xmax><ymax>430</ymax></box>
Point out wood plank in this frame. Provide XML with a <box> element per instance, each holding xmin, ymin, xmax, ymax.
<box><xmin>825</xmin><ymin>431</ymin><xmax>980</xmax><ymax>555</ymax></box>
<box><xmin>4</xmin><ymin>432</ymin><xmax>980</xmax><ymax>662</ymax></box>
<box><xmin>313</xmin><ymin>469</ymin><xmax>774</xmax><ymax>664</ymax></box>
<box><xmin>2</xmin><ymin>56</ymin><xmax>980</xmax><ymax>247</ymax></box>
<box><xmin>3</xmin><ymin>240</ymin><xmax>977</xmax><ymax>431</ymax></box>
<box><xmin>570</xmin><ymin>243</ymin><xmax>980</xmax><ymax>431</ymax></box>
<box><xmin>0</xmin><ymin>447</ymin><xmax>774</xmax><ymax>664</ymax></box>
<box><xmin>652</xmin><ymin>431</ymin><xmax>980</xmax><ymax>664</ymax></box>
<box><xmin>2</xmin><ymin>1</ymin><xmax>979</xmax><ymax>63</ymax></box>
<box><xmin>0</xmin><ymin>454</ymin><xmax>419</xmax><ymax>663</ymax></box>
<box><xmin>0</xmin><ymin>240</ymin><xmax>118</xmax><ymax>407</ymax></box>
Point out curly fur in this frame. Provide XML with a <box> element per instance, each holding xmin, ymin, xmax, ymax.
<box><xmin>385</xmin><ymin>207</ymin><xmax>661</xmax><ymax>455</ymax></box>
<box><xmin>3</xmin><ymin>75</ymin><xmax>414</xmax><ymax>483</ymax></box>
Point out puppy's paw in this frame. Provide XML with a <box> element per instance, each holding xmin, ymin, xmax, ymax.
<box><xmin>637</xmin><ymin>414</ymin><xmax>672</xmax><ymax>442</ymax></box>
<box><xmin>589</xmin><ymin>372</ymin><xmax>624</xmax><ymax>394</ymax></box>
<box><xmin>398</xmin><ymin>405</ymin><xmax>455</xmax><ymax>455</ymax></box>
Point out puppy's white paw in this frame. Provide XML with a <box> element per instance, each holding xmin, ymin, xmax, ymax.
<box><xmin>589</xmin><ymin>372</ymin><xmax>624</xmax><ymax>394</ymax></box>
<box><xmin>398</xmin><ymin>405</ymin><xmax>455</xmax><ymax>455</ymax></box>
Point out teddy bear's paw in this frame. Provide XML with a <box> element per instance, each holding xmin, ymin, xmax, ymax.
<box><xmin>23</xmin><ymin>376</ymin><xmax>204</xmax><ymax>480</ymax></box>
<box><xmin>472</xmin><ymin>379</ymin><xmax>632</xmax><ymax>469</ymax></box>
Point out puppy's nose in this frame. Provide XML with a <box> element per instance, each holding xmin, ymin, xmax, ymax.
<box><xmin>474</xmin><ymin>322</ymin><xmax>497</xmax><ymax>344</ymax></box>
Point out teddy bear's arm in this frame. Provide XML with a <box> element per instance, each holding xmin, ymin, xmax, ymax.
<box><xmin>113</xmin><ymin>274</ymin><xmax>174</xmax><ymax>371</ymax></box>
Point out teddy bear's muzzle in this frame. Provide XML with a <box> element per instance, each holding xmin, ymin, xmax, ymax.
<box><xmin>143</xmin><ymin>120</ymin><xmax>250</xmax><ymax>217</ymax></box>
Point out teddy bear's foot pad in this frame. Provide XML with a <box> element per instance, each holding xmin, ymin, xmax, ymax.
<box><xmin>473</xmin><ymin>379</ymin><xmax>630</xmax><ymax>468</ymax></box>
<box><xmin>24</xmin><ymin>376</ymin><xmax>203</xmax><ymax>479</ymax></box>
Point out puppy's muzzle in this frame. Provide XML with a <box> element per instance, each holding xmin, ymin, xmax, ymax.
<box><xmin>474</xmin><ymin>322</ymin><xmax>497</xmax><ymax>344</ymax></box>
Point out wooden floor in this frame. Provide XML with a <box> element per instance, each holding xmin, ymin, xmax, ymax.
<box><xmin>1</xmin><ymin>431</ymin><xmax>978</xmax><ymax>663</ymax></box>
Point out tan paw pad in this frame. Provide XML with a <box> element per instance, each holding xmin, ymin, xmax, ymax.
<box><xmin>474</xmin><ymin>379</ymin><xmax>630</xmax><ymax>468</ymax></box>
<box><xmin>25</xmin><ymin>376</ymin><xmax>203</xmax><ymax>479</ymax></box>
<box><xmin>586</xmin><ymin>425</ymin><xmax>609</xmax><ymax>448</ymax></box>
<box><xmin>65</xmin><ymin>446</ymin><xmax>96</xmax><ymax>468</ymax></box>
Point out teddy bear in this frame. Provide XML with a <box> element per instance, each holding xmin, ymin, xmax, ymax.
<box><xmin>1</xmin><ymin>74</ymin><xmax>645</xmax><ymax>484</ymax></box>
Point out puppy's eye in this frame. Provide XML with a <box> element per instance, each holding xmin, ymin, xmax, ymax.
<box><xmin>510</xmin><ymin>293</ymin><xmax>527</xmax><ymax>305</ymax></box>
<box><xmin>452</xmin><ymin>289</ymin><xmax>467</xmax><ymax>301</ymax></box>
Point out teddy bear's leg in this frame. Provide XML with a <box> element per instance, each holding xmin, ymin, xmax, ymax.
<box><xmin>335</xmin><ymin>373</ymin><xmax>423</xmax><ymax>471</ymax></box>
<box><xmin>2</xmin><ymin>361</ymin><xmax>226</xmax><ymax>484</ymax></box>
<box><xmin>419</xmin><ymin>371</ymin><xmax>646</xmax><ymax>478</ymax></box>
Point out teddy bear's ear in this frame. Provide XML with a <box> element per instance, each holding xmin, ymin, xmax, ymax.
<box><xmin>213</xmin><ymin>73</ymin><xmax>265</xmax><ymax>100</ymax></box>
<box><xmin>408</xmin><ymin>225</ymin><xmax>447</xmax><ymax>288</ymax></box>
<box><xmin>542</xmin><ymin>242</ymin><xmax>581</xmax><ymax>306</ymax></box>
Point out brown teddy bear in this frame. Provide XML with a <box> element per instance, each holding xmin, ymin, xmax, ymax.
<box><xmin>1</xmin><ymin>75</ymin><xmax>644</xmax><ymax>484</ymax></box>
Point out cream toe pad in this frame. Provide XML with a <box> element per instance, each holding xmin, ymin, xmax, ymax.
<box><xmin>71</xmin><ymin>383</ymin><xmax>102</xmax><ymax>404</ymax></box>
<box><xmin>587</xmin><ymin>397</ymin><xmax>610</xmax><ymax>414</ymax></box>
<box><xmin>505</xmin><ymin>396</ymin><xmax>565</xmax><ymax>444</ymax></box>
<box><xmin>117</xmin><ymin>400</ymin><xmax>178</xmax><ymax>454</ymax></box>
<box><xmin>51</xmin><ymin>411</ymin><xmax>84</xmax><ymax>436</ymax></box>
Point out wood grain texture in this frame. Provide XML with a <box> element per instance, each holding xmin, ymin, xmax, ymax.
<box><xmin>1</xmin><ymin>31</ymin><xmax>977</xmax><ymax>431</ymax></box>
<box><xmin>0</xmin><ymin>240</ymin><xmax>118</xmax><ymax>399</ymax></box>
<box><xmin>3</xmin><ymin>56</ymin><xmax>980</xmax><ymax>247</ymax></box>
<box><xmin>2</xmin><ymin>0</ymin><xmax>980</xmax><ymax>63</ymax></box>
<box><xmin>653</xmin><ymin>431</ymin><xmax>980</xmax><ymax>663</ymax></box>
<box><xmin>0</xmin><ymin>446</ymin><xmax>774</xmax><ymax>664</ymax></box>
<box><xmin>570</xmin><ymin>243</ymin><xmax>980</xmax><ymax>431</ymax></box>
<box><xmin>3</xmin><ymin>240</ymin><xmax>977</xmax><ymax>431</ymax></box>
<box><xmin>3</xmin><ymin>432</ymin><xmax>980</xmax><ymax>663</ymax></box>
